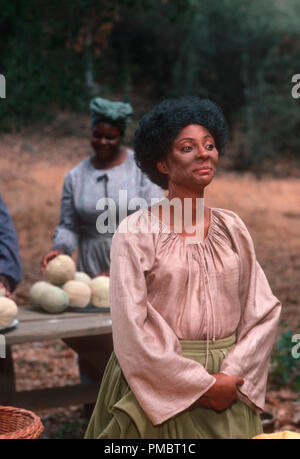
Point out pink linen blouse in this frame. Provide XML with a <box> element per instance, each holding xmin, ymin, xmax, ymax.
<box><xmin>109</xmin><ymin>204</ymin><xmax>282</xmax><ymax>426</ymax></box>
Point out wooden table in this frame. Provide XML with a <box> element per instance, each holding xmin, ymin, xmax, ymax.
<box><xmin>0</xmin><ymin>306</ymin><xmax>113</xmax><ymax>412</ymax></box>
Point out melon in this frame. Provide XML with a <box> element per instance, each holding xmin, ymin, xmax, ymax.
<box><xmin>29</xmin><ymin>281</ymin><xmax>51</xmax><ymax>310</ymax></box>
<box><xmin>0</xmin><ymin>298</ymin><xmax>18</xmax><ymax>328</ymax></box>
<box><xmin>90</xmin><ymin>276</ymin><xmax>110</xmax><ymax>308</ymax></box>
<box><xmin>45</xmin><ymin>254</ymin><xmax>76</xmax><ymax>286</ymax></box>
<box><xmin>74</xmin><ymin>272</ymin><xmax>91</xmax><ymax>285</ymax></box>
<box><xmin>39</xmin><ymin>285</ymin><xmax>69</xmax><ymax>313</ymax></box>
<box><xmin>62</xmin><ymin>280</ymin><xmax>91</xmax><ymax>308</ymax></box>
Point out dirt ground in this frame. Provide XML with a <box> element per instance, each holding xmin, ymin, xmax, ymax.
<box><xmin>0</xmin><ymin>117</ymin><xmax>299</xmax><ymax>438</ymax></box>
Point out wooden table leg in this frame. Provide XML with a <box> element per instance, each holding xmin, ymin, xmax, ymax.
<box><xmin>63</xmin><ymin>333</ymin><xmax>113</xmax><ymax>418</ymax></box>
<box><xmin>0</xmin><ymin>344</ymin><xmax>16</xmax><ymax>405</ymax></box>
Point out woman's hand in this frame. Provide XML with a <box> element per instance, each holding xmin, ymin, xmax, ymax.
<box><xmin>0</xmin><ymin>275</ymin><xmax>12</xmax><ymax>298</ymax></box>
<box><xmin>41</xmin><ymin>248</ymin><xmax>66</xmax><ymax>274</ymax></box>
<box><xmin>192</xmin><ymin>373</ymin><xmax>244</xmax><ymax>412</ymax></box>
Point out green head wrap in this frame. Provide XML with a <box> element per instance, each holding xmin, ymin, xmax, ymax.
<box><xmin>90</xmin><ymin>97</ymin><xmax>133</xmax><ymax>135</ymax></box>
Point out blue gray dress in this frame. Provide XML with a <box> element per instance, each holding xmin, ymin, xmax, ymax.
<box><xmin>0</xmin><ymin>192</ymin><xmax>23</xmax><ymax>291</ymax></box>
<box><xmin>53</xmin><ymin>149</ymin><xmax>165</xmax><ymax>277</ymax></box>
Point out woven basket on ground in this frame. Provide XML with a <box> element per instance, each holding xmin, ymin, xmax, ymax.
<box><xmin>0</xmin><ymin>406</ymin><xmax>43</xmax><ymax>439</ymax></box>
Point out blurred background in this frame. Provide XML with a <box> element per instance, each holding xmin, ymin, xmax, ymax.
<box><xmin>0</xmin><ymin>0</ymin><xmax>299</xmax><ymax>438</ymax></box>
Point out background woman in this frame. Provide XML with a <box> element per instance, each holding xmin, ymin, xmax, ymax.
<box><xmin>41</xmin><ymin>97</ymin><xmax>164</xmax><ymax>417</ymax></box>
<box><xmin>85</xmin><ymin>96</ymin><xmax>281</xmax><ymax>439</ymax></box>
<box><xmin>42</xmin><ymin>96</ymin><xmax>165</xmax><ymax>276</ymax></box>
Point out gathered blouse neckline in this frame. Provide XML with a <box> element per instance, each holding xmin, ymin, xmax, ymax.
<box><xmin>146</xmin><ymin>206</ymin><xmax>214</xmax><ymax>246</ymax></box>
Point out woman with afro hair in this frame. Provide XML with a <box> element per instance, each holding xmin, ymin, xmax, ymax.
<box><xmin>85</xmin><ymin>96</ymin><xmax>281</xmax><ymax>439</ymax></box>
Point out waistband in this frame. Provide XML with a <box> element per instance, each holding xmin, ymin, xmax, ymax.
<box><xmin>179</xmin><ymin>333</ymin><xmax>236</xmax><ymax>352</ymax></box>
<box><xmin>79</xmin><ymin>228</ymin><xmax>114</xmax><ymax>240</ymax></box>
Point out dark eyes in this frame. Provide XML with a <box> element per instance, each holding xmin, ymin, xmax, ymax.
<box><xmin>181</xmin><ymin>144</ymin><xmax>215</xmax><ymax>152</ymax></box>
<box><xmin>94</xmin><ymin>135</ymin><xmax>116</xmax><ymax>141</ymax></box>
<box><xmin>182</xmin><ymin>146</ymin><xmax>193</xmax><ymax>152</ymax></box>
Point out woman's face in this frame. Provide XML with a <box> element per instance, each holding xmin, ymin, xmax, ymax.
<box><xmin>157</xmin><ymin>124</ymin><xmax>219</xmax><ymax>194</ymax></box>
<box><xmin>91</xmin><ymin>122</ymin><xmax>122</xmax><ymax>159</ymax></box>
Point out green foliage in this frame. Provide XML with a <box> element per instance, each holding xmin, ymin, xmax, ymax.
<box><xmin>171</xmin><ymin>0</ymin><xmax>300</xmax><ymax>171</ymax></box>
<box><xmin>1</xmin><ymin>0</ymin><xmax>300</xmax><ymax>173</ymax></box>
<box><xmin>56</xmin><ymin>420</ymin><xmax>88</xmax><ymax>439</ymax></box>
<box><xmin>270</xmin><ymin>322</ymin><xmax>300</xmax><ymax>395</ymax></box>
<box><xmin>0</xmin><ymin>0</ymin><xmax>158</xmax><ymax>128</ymax></box>
<box><xmin>0</xmin><ymin>1</ymin><xmax>89</xmax><ymax>127</ymax></box>
<box><xmin>100</xmin><ymin>0</ymin><xmax>300</xmax><ymax>172</ymax></box>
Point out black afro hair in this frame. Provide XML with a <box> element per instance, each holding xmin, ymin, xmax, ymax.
<box><xmin>134</xmin><ymin>96</ymin><xmax>229</xmax><ymax>189</ymax></box>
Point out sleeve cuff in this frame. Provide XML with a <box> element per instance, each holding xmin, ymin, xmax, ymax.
<box><xmin>220</xmin><ymin>371</ymin><xmax>264</xmax><ymax>414</ymax></box>
<box><xmin>52</xmin><ymin>244</ymin><xmax>72</xmax><ymax>256</ymax></box>
<box><xmin>150</xmin><ymin>373</ymin><xmax>217</xmax><ymax>426</ymax></box>
<box><xmin>0</xmin><ymin>272</ymin><xmax>22</xmax><ymax>292</ymax></box>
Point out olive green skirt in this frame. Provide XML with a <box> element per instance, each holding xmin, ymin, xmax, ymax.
<box><xmin>85</xmin><ymin>334</ymin><xmax>263</xmax><ymax>439</ymax></box>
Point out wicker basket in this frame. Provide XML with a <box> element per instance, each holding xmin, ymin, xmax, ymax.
<box><xmin>0</xmin><ymin>406</ymin><xmax>43</xmax><ymax>439</ymax></box>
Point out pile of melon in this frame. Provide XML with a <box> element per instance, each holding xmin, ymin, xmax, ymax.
<box><xmin>29</xmin><ymin>255</ymin><xmax>110</xmax><ymax>314</ymax></box>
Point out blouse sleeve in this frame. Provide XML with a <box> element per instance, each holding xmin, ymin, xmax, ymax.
<box><xmin>53</xmin><ymin>173</ymin><xmax>80</xmax><ymax>254</ymax></box>
<box><xmin>110</xmin><ymin>212</ymin><xmax>216</xmax><ymax>426</ymax></box>
<box><xmin>220</xmin><ymin>213</ymin><xmax>282</xmax><ymax>413</ymax></box>
<box><xmin>0</xmin><ymin>193</ymin><xmax>23</xmax><ymax>291</ymax></box>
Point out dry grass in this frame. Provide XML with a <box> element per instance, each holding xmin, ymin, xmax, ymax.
<box><xmin>207</xmin><ymin>171</ymin><xmax>300</xmax><ymax>328</ymax></box>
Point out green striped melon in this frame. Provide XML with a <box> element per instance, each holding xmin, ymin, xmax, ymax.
<box><xmin>40</xmin><ymin>285</ymin><xmax>69</xmax><ymax>313</ymax></box>
<box><xmin>29</xmin><ymin>281</ymin><xmax>51</xmax><ymax>310</ymax></box>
